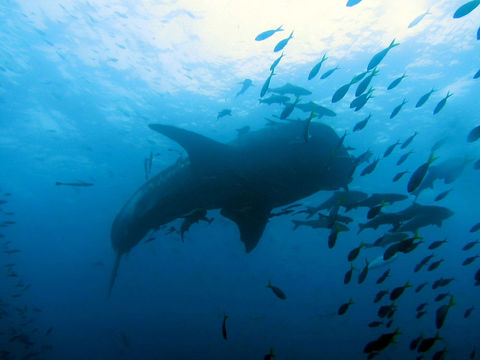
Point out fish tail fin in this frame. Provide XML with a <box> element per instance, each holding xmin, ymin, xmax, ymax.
<box><xmin>449</xmin><ymin>295</ymin><xmax>456</xmax><ymax>307</ymax></box>
<box><xmin>107</xmin><ymin>253</ymin><xmax>122</xmax><ymax>298</ymax></box>
<box><xmin>267</xmin><ymin>280</ymin><xmax>272</xmax><ymax>289</ymax></box>
<box><xmin>276</xmin><ymin>25</ymin><xmax>283</xmax><ymax>31</ymax></box>
<box><xmin>390</xmin><ymin>38</ymin><xmax>400</xmax><ymax>47</ymax></box>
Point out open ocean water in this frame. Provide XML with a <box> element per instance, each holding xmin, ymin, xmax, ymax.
<box><xmin>1</xmin><ymin>0</ymin><xmax>480</xmax><ymax>359</ymax></box>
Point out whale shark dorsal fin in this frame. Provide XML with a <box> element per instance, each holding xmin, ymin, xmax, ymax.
<box><xmin>148</xmin><ymin>124</ymin><xmax>229</xmax><ymax>168</ymax></box>
<box><xmin>221</xmin><ymin>206</ymin><xmax>270</xmax><ymax>253</ymax></box>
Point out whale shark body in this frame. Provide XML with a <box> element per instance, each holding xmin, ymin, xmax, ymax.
<box><xmin>109</xmin><ymin>121</ymin><xmax>356</xmax><ymax>294</ymax></box>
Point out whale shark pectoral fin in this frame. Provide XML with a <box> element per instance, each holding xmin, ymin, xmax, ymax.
<box><xmin>148</xmin><ymin>124</ymin><xmax>230</xmax><ymax>168</ymax></box>
<box><xmin>221</xmin><ymin>206</ymin><xmax>271</xmax><ymax>253</ymax></box>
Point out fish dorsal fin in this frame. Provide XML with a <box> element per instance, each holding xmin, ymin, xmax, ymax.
<box><xmin>221</xmin><ymin>206</ymin><xmax>270</xmax><ymax>253</ymax></box>
<box><xmin>149</xmin><ymin>124</ymin><xmax>229</xmax><ymax>169</ymax></box>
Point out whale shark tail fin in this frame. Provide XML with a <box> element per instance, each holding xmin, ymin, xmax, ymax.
<box><xmin>107</xmin><ymin>253</ymin><xmax>122</xmax><ymax>298</ymax></box>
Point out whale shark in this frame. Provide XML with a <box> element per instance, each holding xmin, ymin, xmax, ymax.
<box><xmin>109</xmin><ymin>121</ymin><xmax>356</xmax><ymax>294</ymax></box>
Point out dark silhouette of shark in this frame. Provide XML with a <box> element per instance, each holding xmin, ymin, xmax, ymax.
<box><xmin>108</xmin><ymin>121</ymin><xmax>356</xmax><ymax>294</ymax></box>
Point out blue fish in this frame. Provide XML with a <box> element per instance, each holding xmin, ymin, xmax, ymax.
<box><xmin>260</xmin><ymin>70</ymin><xmax>275</xmax><ymax>98</ymax></box>
<box><xmin>356</xmin><ymin>68</ymin><xmax>379</xmax><ymax>97</ymax></box>
<box><xmin>353</xmin><ymin>114</ymin><xmax>371</xmax><ymax>132</ymax></box>
<box><xmin>270</xmin><ymin>53</ymin><xmax>284</xmax><ymax>72</ymax></box>
<box><xmin>387</xmin><ymin>73</ymin><xmax>407</xmax><ymax>90</ymax></box>
<box><xmin>416</xmin><ymin>88</ymin><xmax>436</xmax><ymax>108</ymax></box>
<box><xmin>274</xmin><ymin>31</ymin><xmax>294</xmax><ymax>52</ymax></box>
<box><xmin>408</xmin><ymin>10</ymin><xmax>430</xmax><ymax>28</ymax></box>
<box><xmin>321</xmin><ymin>66</ymin><xmax>340</xmax><ymax>79</ymax></box>
<box><xmin>367</xmin><ymin>39</ymin><xmax>400</xmax><ymax>71</ymax></box>
<box><xmin>433</xmin><ymin>91</ymin><xmax>453</xmax><ymax>115</ymax></box>
<box><xmin>236</xmin><ymin>79</ymin><xmax>253</xmax><ymax>97</ymax></box>
<box><xmin>453</xmin><ymin>0</ymin><xmax>480</xmax><ymax>18</ymax></box>
<box><xmin>474</xmin><ymin>68</ymin><xmax>480</xmax><ymax>79</ymax></box>
<box><xmin>308</xmin><ymin>53</ymin><xmax>328</xmax><ymax>80</ymax></box>
<box><xmin>255</xmin><ymin>25</ymin><xmax>284</xmax><ymax>41</ymax></box>
<box><xmin>346</xmin><ymin>0</ymin><xmax>363</xmax><ymax>7</ymax></box>
<box><xmin>390</xmin><ymin>98</ymin><xmax>407</xmax><ymax>119</ymax></box>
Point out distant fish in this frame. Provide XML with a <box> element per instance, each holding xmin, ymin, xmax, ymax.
<box><xmin>407</xmin><ymin>152</ymin><xmax>437</xmax><ymax>193</ymax></box>
<box><xmin>474</xmin><ymin>68</ymin><xmax>480</xmax><ymax>79</ymax></box>
<box><xmin>416</xmin><ymin>89</ymin><xmax>436</xmax><ymax>108</ymax></box>
<box><xmin>360</xmin><ymin>158</ymin><xmax>380</xmax><ymax>176</ymax></box>
<box><xmin>390</xmin><ymin>281</ymin><xmax>412</xmax><ymax>301</ymax></box>
<box><xmin>269</xmin><ymin>82</ymin><xmax>312</xmax><ymax>96</ymax></box>
<box><xmin>397</xmin><ymin>151</ymin><xmax>413</xmax><ymax>165</ymax></box>
<box><xmin>363</xmin><ymin>329</ymin><xmax>400</xmax><ymax>354</ymax></box>
<box><xmin>374</xmin><ymin>290</ymin><xmax>389</xmax><ymax>303</ymax></box>
<box><xmin>427</xmin><ymin>259</ymin><xmax>444</xmax><ymax>271</ymax></box>
<box><xmin>415</xmin><ymin>282</ymin><xmax>428</xmax><ymax>293</ymax></box>
<box><xmin>217</xmin><ymin>109</ymin><xmax>232</xmax><ymax>119</ymax></box>
<box><xmin>467</xmin><ymin>125</ymin><xmax>480</xmax><ymax>142</ymax></box>
<box><xmin>464</xmin><ymin>306</ymin><xmax>474</xmax><ymax>318</ymax></box>
<box><xmin>351</xmin><ymin>88</ymin><xmax>374</xmax><ymax>111</ymax></box>
<box><xmin>356</xmin><ymin>68</ymin><xmax>379</xmax><ymax>97</ymax></box>
<box><xmin>408</xmin><ymin>10</ymin><xmax>430</xmax><ymax>28</ymax></box>
<box><xmin>264</xmin><ymin>347</ymin><xmax>275</xmax><ymax>360</ymax></box>
<box><xmin>346</xmin><ymin>0</ymin><xmax>362</xmax><ymax>7</ymax></box>
<box><xmin>417</xmin><ymin>332</ymin><xmax>443</xmax><ymax>352</ymax></box>
<box><xmin>478</xmin><ymin>25</ymin><xmax>480</xmax><ymax>40</ymax></box>
<box><xmin>376</xmin><ymin>269</ymin><xmax>390</xmax><ymax>284</ymax></box>
<box><xmin>393</xmin><ymin>170</ymin><xmax>408</xmax><ymax>182</ymax></box>
<box><xmin>470</xmin><ymin>222</ymin><xmax>480</xmax><ymax>232</ymax></box>
<box><xmin>435</xmin><ymin>296</ymin><xmax>455</xmax><ymax>328</ymax></box>
<box><xmin>260</xmin><ymin>70</ymin><xmax>275</xmax><ymax>98</ymax></box>
<box><xmin>344</xmin><ymin>264</ymin><xmax>354</xmax><ymax>284</ymax></box>
<box><xmin>274</xmin><ymin>31</ymin><xmax>294</xmax><ymax>52</ymax></box>
<box><xmin>462</xmin><ymin>255</ymin><xmax>479</xmax><ymax>266</ymax></box>
<box><xmin>55</xmin><ymin>181</ymin><xmax>93</xmax><ymax>187</ymax></box>
<box><xmin>270</xmin><ymin>53</ymin><xmax>284</xmax><ymax>72</ymax></box>
<box><xmin>428</xmin><ymin>239</ymin><xmax>447</xmax><ymax>250</ymax></box>
<box><xmin>267</xmin><ymin>281</ymin><xmax>287</xmax><ymax>300</ymax></box>
<box><xmin>414</xmin><ymin>254</ymin><xmax>434</xmax><ymax>272</ymax></box>
<box><xmin>321</xmin><ymin>66</ymin><xmax>339</xmax><ymax>79</ymax></box>
<box><xmin>463</xmin><ymin>240</ymin><xmax>479</xmax><ymax>250</ymax></box>
<box><xmin>259</xmin><ymin>94</ymin><xmax>289</xmax><ymax>105</ymax></box>
<box><xmin>433</xmin><ymin>91</ymin><xmax>453</xmax><ymax>115</ymax></box>
<box><xmin>410</xmin><ymin>335</ymin><xmax>423</xmax><ymax>350</ymax></box>
<box><xmin>353</xmin><ymin>114</ymin><xmax>371</xmax><ymax>132</ymax></box>
<box><xmin>45</xmin><ymin>328</ymin><xmax>53</xmax><ymax>336</ymax></box>
<box><xmin>280</xmin><ymin>97</ymin><xmax>301</xmax><ymax>119</ymax></box>
<box><xmin>387</xmin><ymin>73</ymin><xmax>407</xmax><ymax>90</ymax></box>
<box><xmin>434</xmin><ymin>189</ymin><xmax>452</xmax><ymax>202</ymax></box>
<box><xmin>453</xmin><ymin>0</ymin><xmax>480</xmax><ymax>19</ymax></box>
<box><xmin>383</xmin><ymin>141</ymin><xmax>401</xmax><ymax>158</ymax></box>
<box><xmin>308</xmin><ymin>53</ymin><xmax>328</xmax><ymax>80</ymax></box>
<box><xmin>222</xmin><ymin>314</ymin><xmax>228</xmax><ymax>340</ymax></box>
<box><xmin>236</xmin><ymin>79</ymin><xmax>253</xmax><ymax>97</ymax></box>
<box><xmin>338</xmin><ymin>299</ymin><xmax>354</xmax><ymax>315</ymax></box>
<box><xmin>358</xmin><ymin>259</ymin><xmax>369</xmax><ymax>284</ymax></box>
<box><xmin>367</xmin><ymin>39</ymin><xmax>400</xmax><ymax>71</ymax></box>
<box><xmin>390</xmin><ymin>98</ymin><xmax>407</xmax><ymax>119</ymax></box>
<box><xmin>255</xmin><ymin>26</ymin><xmax>284</xmax><ymax>41</ymax></box>
<box><xmin>474</xmin><ymin>159</ymin><xmax>480</xmax><ymax>170</ymax></box>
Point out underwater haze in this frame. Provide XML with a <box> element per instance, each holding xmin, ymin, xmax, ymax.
<box><xmin>1</xmin><ymin>0</ymin><xmax>480</xmax><ymax>359</ymax></box>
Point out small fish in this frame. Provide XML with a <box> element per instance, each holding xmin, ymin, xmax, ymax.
<box><xmin>328</xmin><ymin>224</ymin><xmax>340</xmax><ymax>249</ymax></box>
<box><xmin>474</xmin><ymin>68</ymin><xmax>480</xmax><ymax>79</ymax></box>
<box><xmin>390</xmin><ymin>98</ymin><xmax>407</xmax><ymax>119</ymax></box>
<box><xmin>434</xmin><ymin>293</ymin><xmax>450</xmax><ymax>302</ymax></box>
<box><xmin>344</xmin><ymin>264</ymin><xmax>354</xmax><ymax>284</ymax></box>
<box><xmin>471</xmin><ymin>222</ymin><xmax>480</xmax><ymax>232</ymax></box>
<box><xmin>358</xmin><ymin>259</ymin><xmax>370</xmax><ymax>284</ymax></box>
<box><xmin>416</xmin><ymin>310</ymin><xmax>427</xmax><ymax>319</ymax></box>
<box><xmin>352</xmin><ymin>88</ymin><xmax>374</xmax><ymax>111</ymax></box>
<box><xmin>407</xmin><ymin>152</ymin><xmax>437</xmax><ymax>193</ymax></box>
<box><xmin>432</xmin><ymin>348</ymin><xmax>448</xmax><ymax>360</ymax></box>
<box><xmin>367</xmin><ymin>39</ymin><xmax>400</xmax><ymax>71</ymax></box>
<box><xmin>338</xmin><ymin>299</ymin><xmax>354</xmax><ymax>315</ymax></box>
<box><xmin>255</xmin><ymin>26</ymin><xmax>283</xmax><ymax>41</ymax></box>
<box><xmin>260</xmin><ymin>70</ymin><xmax>275</xmax><ymax>98</ymax></box>
<box><xmin>267</xmin><ymin>281</ymin><xmax>287</xmax><ymax>300</ymax></box>
<box><xmin>45</xmin><ymin>327</ymin><xmax>53</xmax><ymax>336</ymax></box>
<box><xmin>433</xmin><ymin>92</ymin><xmax>453</xmax><ymax>115</ymax></box>
<box><xmin>410</xmin><ymin>335</ymin><xmax>423</xmax><ymax>350</ymax></box>
<box><xmin>383</xmin><ymin>141</ymin><xmax>401</xmax><ymax>158</ymax></box>
<box><xmin>217</xmin><ymin>109</ymin><xmax>232</xmax><ymax>119</ymax></box>
<box><xmin>346</xmin><ymin>0</ymin><xmax>362</xmax><ymax>7</ymax></box>
<box><xmin>453</xmin><ymin>0</ymin><xmax>480</xmax><ymax>18</ymax></box>
<box><xmin>414</xmin><ymin>254</ymin><xmax>434</xmax><ymax>272</ymax></box>
<box><xmin>428</xmin><ymin>239</ymin><xmax>447</xmax><ymax>250</ymax></box>
<box><xmin>274</xmin><ymin>30</ymin><xmax>294</xmax><ymax>52</ymax></box>
<box><xmin>348</xmin><ymin>243</ymin><xmax>365</xmax><ymax>262</ymax></box>
<box><xmin>264</xmin><ymin>347</ymin><xmax>275</xmax><ymax>360</ymax></box>
<box><xmin>416</xmin><ymin>303</ymin><xmax>427</xmax><ymax>312</ymax></box>
<box><xmin>415</xmin><ymin>282</ymin><xmax>428</xmax><ymax>293</ymax></box>
<box><xmin>308</xmin><ymin>53</ymin><xmax>328</xmax><ymax>80</ymax></box>
<box><xmin>416</xmin><ymin>89</ymin><xmax>436</xmax><ymax>108</ymax></box>
<box><xmin>467</xmin><ymin>125</ymin><xmax>480</xmax><ymax>143</ymax></box>
<box><xmin>432</xmin><ymin>278</ymin><xmax>454</xmax><ymax>289</ymax></box>
<box><xmin>361</xmin><ymin>158</ymin><xmax>380</xmax><ymax>176</ymax></box>
<box><xmin>435</xmin><ymin>296</ymin><xmax>455</xmax><ymax>329</ymax></box>
<box><xmin>55</xmin><ymin>181</ymin><xmax>93</xmax><ymax>187</ymax></box>
<box><xmin>332</xmin><ymin>82</ymin><xmax>352</xmax><ymax>103</ymax></box>
<box><xmin>376</xmin><ymin>269</ymin><xmax>390</xmax><ymax>284</ymax></box>
<box><xmin>280</xmin><ymin>97</ymin><xmax>301</xmax><ymax>119</ymax></box>
<box><xmin>427</xmin><ymin>259</ymin><xmax>444</xmax><ymax>271</ymax></box>
<box><xmin>390</xmin><ymin>281</ymin><xmax>412</xmax><ymax>301</ymax></box>
<box><xmin>374</xmin><ymin>290</ymin><xmax>389</xmax><ymax>303</ymax></box>
<box><xmin>474</xmin><ymin>159</ymin><xmax>480</xmax><ymax>170</ymax></box>
<box><xmin>377</xmin><ymin>303</ymin><xmax>396</xmax><ymax>318</ymax></box>
<box><xmin>320</xmin><ymin>66</ymin><xmax>339</xmax><ymax>79</ymax></box>
<box><xmin>434</xmin><ymin>189</ymin><xmax>452</xmax><ymax>202</ymax></box>
<box><xmin>270</xmin><ymin>53</ymin><xmax>284</xmax><ymax>72</ymax></box>
<box><xmin>368</xmin><ymin>321</ymin><xmax>383</xmax><ymax>328</ymax></box>
<box><xmin>393</xmin><ymin>171</ymin><xmax>409</xmax><ymax>182</ymax></box>
<box><xmin>463</xmin><ymin>240</ymin><xmax>479</xmax><ymax>250</ymax></box>
<box><xmin>418</xmin><ymin>333</ymin><xmax>443</xmax><ymax>352</ymax></box>
<box><xmin>387</xmin><ymin>73</ymin><xmax>407</xmax><ymax>90</ymax></box>
<box><xmin>356</xmin><ymin>68</ymin><xmax>379</xmax><ymax>97</ymax></box>
<box><xmin>353</xmin><ymin>114</ymin><xmax>371</xmax><ymax>132</ymax></box>
<box><xmin>464</xmin><ymin>306</ymin><xmax>474</xmax><ymax>318</ymax></box>
<box><xmin>408</xmin><ymin>10</ymin><xmax>430</xmax><ymax>28</ymax></box>
<box><xmin>401</xmin><ymin>133</ymin><xmax>418</xmax><ymax>151</ymax></box>
<box><xmin>222</xmin><ymin>315</ymin><xmax>228</xmax><ymax>340</ymax></box>
<box><xmin>363</xmin><ymin>329</ymin><xmax>400</xmax><ymax>354</ymax></box>
<box><xmin>462</xmin><ymin>255</ymin><xmax>479</xmax><ymax>266</ymax></box>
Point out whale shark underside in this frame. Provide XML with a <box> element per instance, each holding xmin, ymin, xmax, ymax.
<box><xmin>108</xmin><ymin>121</ymin><xmax>356</xmax><ymax>294</ymax></box>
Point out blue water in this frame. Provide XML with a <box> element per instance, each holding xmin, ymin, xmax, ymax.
<box><xmin>1</xmin><ymin>0</ymin><xmax>480</xmax><ymax>359</ymax></box>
